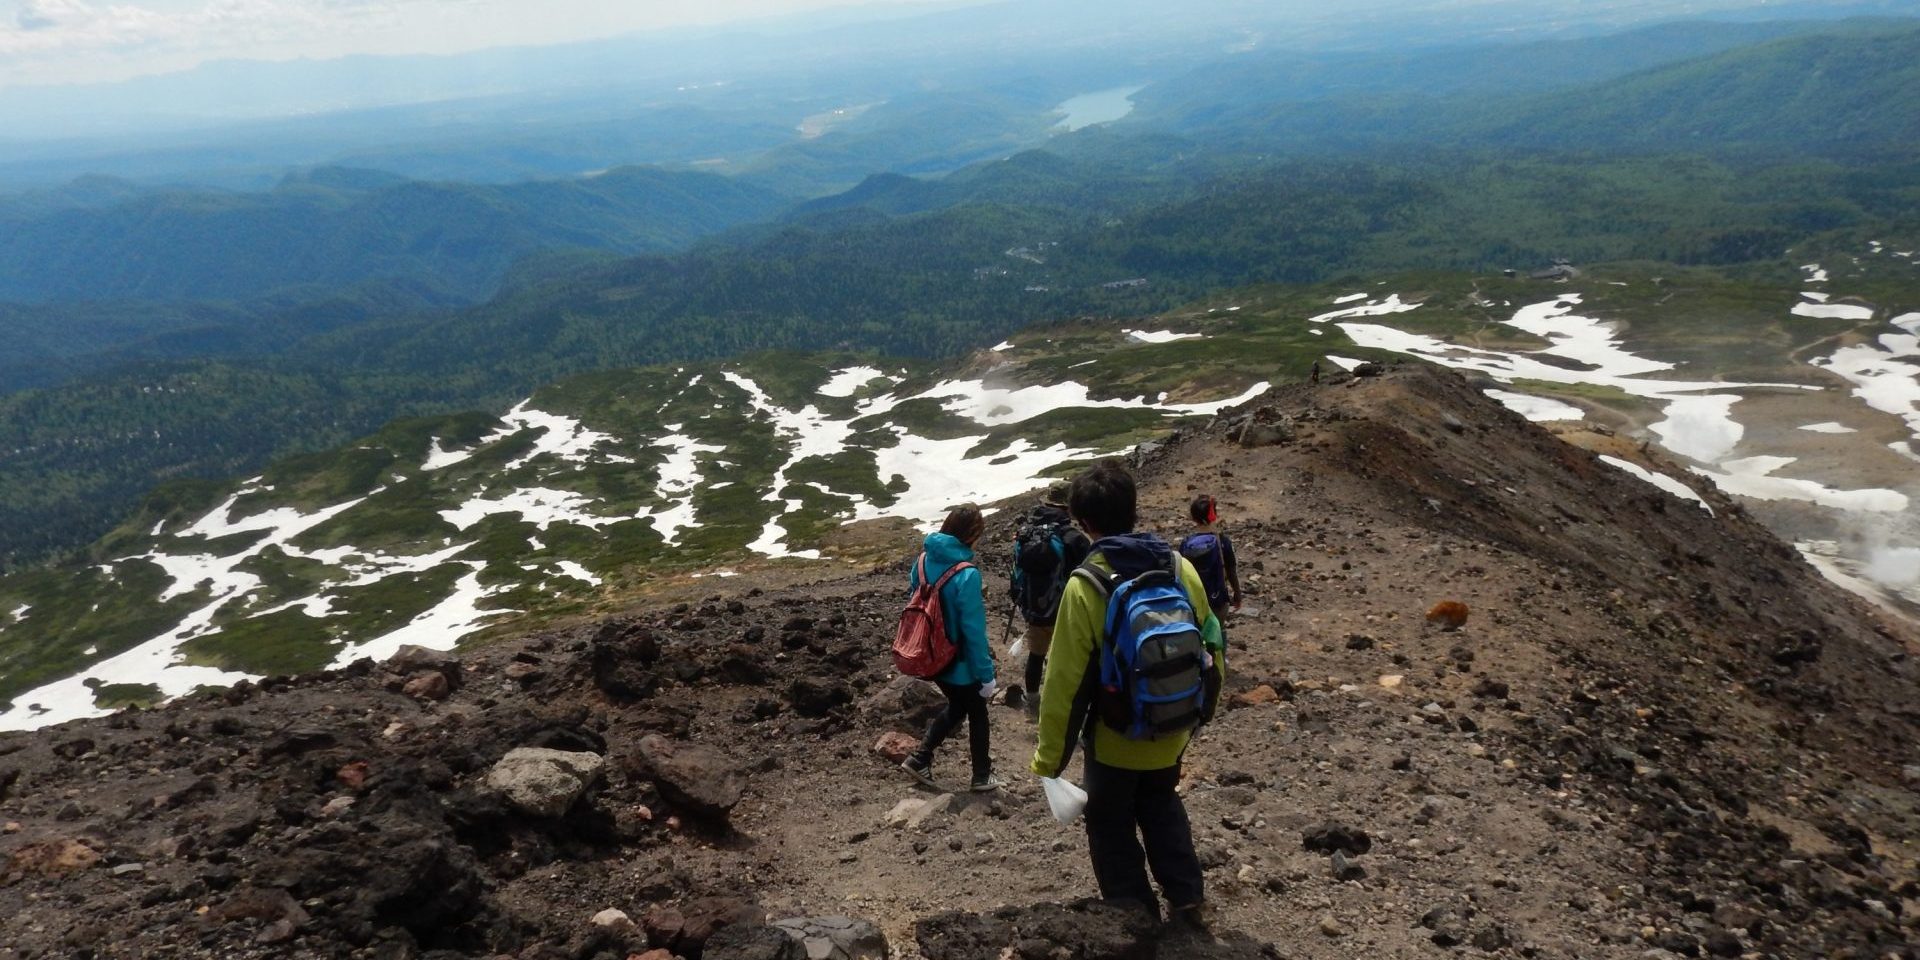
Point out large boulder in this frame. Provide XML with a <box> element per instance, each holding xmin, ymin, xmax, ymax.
<box><xmin>633</xmin><ymin>735</ymin><xmax>747</xmax><ymax>822</ymax></box>
<box><xmin>387</xmin><ymin>645</ymin><xmax>462</xmax><ymax>691</ymax></box>
<box><xmin>647</xmin><ymin>898</ymin><xmax>764</xmax><ymax>959</ymax></box>
<box><xmin>860</xmin><ymin>675</ymin><xmax>947</xmax><ymax>727</ymax></box>
<box><xmin>773</xmin><ymin>916</ymin><xmax>888</xmax><ymax>960</ymax></box>
<box><xmin>707</xmin><ymin>924</ymin><xmax>804</xmax><ymax>960</ymax></box>
<box><xmin>789</xmin><ymin>678</ymin><xmax>852</xmax><ymax>717</ymax></box>
<box><xmin>484</xmin><ymin>747</ymin><xmax>605</xmax><ymax>818</ymax></box>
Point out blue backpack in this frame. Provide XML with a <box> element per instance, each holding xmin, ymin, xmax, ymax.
<box><xmin>1073</xmin><ymin>559</ymin><xmax>1210</xmax><ymax>740</ymax></box>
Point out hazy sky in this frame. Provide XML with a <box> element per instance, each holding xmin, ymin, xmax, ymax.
<box><xmin>0</xmin><ymin>0</ymin><xmax>961</xmax><ymax>88</ymax></box>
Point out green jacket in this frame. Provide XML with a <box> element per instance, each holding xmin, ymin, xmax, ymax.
<box><xmin>1030</xmin><ymin>541</ymin><xmax>1225</xmax><ymax>776</ymax></box>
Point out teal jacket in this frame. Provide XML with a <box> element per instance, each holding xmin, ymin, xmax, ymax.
<box><xmin>907</xmin><ymin>532</ymin><xmax>994</xmax><ymax>687</ymax></box>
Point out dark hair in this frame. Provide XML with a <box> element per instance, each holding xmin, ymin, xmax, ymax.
<box><xmin>1068</xmin><ymin>459</ymin><xmax>1136</xmax><ymax>537</ymax></box>
<box><xmin>1189</xmin><ymin>494</ymin><xmax>1217</xmax><ymax>525</ymax></box>
<box><xmin>940</xmin><ymin>503</ymin><xmax>985</xmax><ymax>541</ymax></box>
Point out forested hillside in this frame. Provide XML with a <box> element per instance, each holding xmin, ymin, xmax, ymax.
<box><xmin>4</xmin><ymin>147</ymin><xmax>1916</xmax><ymax>570</ymax></box>
<box><xmin>1474</xmin><ymin>27</ymin><xmax>1920</xmax><ymax>149</ymax></box>
<box><xmin>0</xmin><ymin>165</ymin><xmax>789</xmax><ymax>303</ymax></box>
<box><xmin>1136</xmin><ymin>19</ymin><xmax>1920</xmax><ymax>153</ymax></box>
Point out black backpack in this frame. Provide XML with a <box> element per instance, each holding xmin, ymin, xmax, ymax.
<box><xmin>1011</xmin><ymin>515</ymin><xmax>1073</xmax><ymax>625</ymax></box>
<box><xmin>1179</xmin><ymin>533</ymin><xmax>1231</xmax><ymax>612</ymax></box>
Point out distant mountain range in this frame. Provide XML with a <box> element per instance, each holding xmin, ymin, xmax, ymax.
<box><xmin>0</xmin><ymin>166</ymin><xmax>788</xmax><ymax>304</ymax></box>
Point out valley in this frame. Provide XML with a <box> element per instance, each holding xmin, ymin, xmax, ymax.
<box><xmin>6</xmin><ymin>247</ymin><xmax>1919</xmax><ymax>730</ymax></box>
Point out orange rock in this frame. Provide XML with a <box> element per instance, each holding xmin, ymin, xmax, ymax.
<box><xmin>1230</xmin><ymin>685</ymin><xmax>1281</xmax><ymax>708</ymax></box>
<box><xmin>7</xmin><ymin>838</ymin><xmax>100</xmax><ymax>877</ymax></box>
<box><xmin>872</xmin><ymin>731</ymin><xmax>918</xmax><ymax>764</ymax></box>
<box><xmin>336</xmin><ymin>761</ymin><xmax>370</xmax><ymax>791</ymax></box>
<box><xmin>1425</xmin><ymin>601</ymin><xmax>1469</xmax><ymax>631</ymax></box>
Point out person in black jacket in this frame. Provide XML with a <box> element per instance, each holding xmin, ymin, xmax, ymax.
<box><xmin>1009</xmin><ymin>481</ymin><xmax>1090</xmax><ymax>716</ymax></box>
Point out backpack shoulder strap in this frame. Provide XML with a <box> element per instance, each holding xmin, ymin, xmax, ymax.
<box><xmin>930</xmin><ymin>559</ymin><xmax>974</xmax><ymax>593</ymax></box>
<box><xmin>1069</xmin><ymin>560</ymin><xmax>1119</xmax><ymax>600</ymax></box>
<box><xmin>914</xmin><ymin>552</ymin><xmax>929</xmax><ymax>588</ymax></box>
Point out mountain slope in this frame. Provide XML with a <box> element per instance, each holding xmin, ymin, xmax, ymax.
<box><xmin>1140</xmin><ymin>20</ymin><xmax>1920</xmax><ymax>155</ymax></box>
<box><xmin>1129</xmin><ymin>16</ymin><xmax>1897</xmax><ymax>132</ymax></box>
<box><xmin>0</xmin><ymin>166</ymin><xmax>791</xmax><ymax>303</ymax></box>
<box><xmin>1475</xmin><ymin>26</ymin><xmax>1920</xmax><ymax>149</ymax></box>
<box><xmin>0</xmin><ymin>338</ymin><xmax>1273</xmax><ymax>726</ymax></box>
<box><xmin>0</xmin><ymin>364</ymin><xmax>1913</xmax><ymax>959</ymax></box>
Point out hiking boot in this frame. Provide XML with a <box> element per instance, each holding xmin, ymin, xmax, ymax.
<box><xmin>1167</xmin><ymin>901</ymin><xmax>1212</xmax><ymax>935</ymax></box>
<box><xmin>901</xmin><ymin>757</ymin><xmax>938</xmax><ymax>789</ymax></box>
<box><xmin>969</xmin><ymin>773</ymin><xmax>1006</xmax><ymax>792</ymax></box>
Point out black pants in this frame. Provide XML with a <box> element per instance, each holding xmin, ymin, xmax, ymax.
<box><xmin>1083</xmin><ymin>756</ymin><xmax>1204</xmax><ymax>913</ymax></box>
<box><xmin>914</xmin><ymin>682</ymin><xmax>991</xmax><ymax>779</ymax></box>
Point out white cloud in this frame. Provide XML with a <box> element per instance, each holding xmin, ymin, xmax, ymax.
<box><xmin>0</xmin><ymin>0</ymin><xmax>944</xmax><ymax>87</ymax></box>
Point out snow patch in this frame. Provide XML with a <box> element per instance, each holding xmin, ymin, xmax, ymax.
<box><xmin>1124</xmin><ymin>329</ymin><xmax>1204</xmax><ymax>344</ymax></box>
<box><xmin>1791</xmin><ymin>302</ymin><xmax>1874</xmax><ymax>321</ymax></box>
<box><xmin>422</xmin><ymin>437</ymin><xmax>482</xmax><ymax>471</ymax></box>
<box><xmin>1486</xmin><ymin>390</ymin><xmax>1581</xmax><ymax>422</ymax></box>
<box><xmin>1809</xmin><ymin>318</ymin><xmax>1920</xmax><ymax>448</ymax></box>
<box><xmin>500</xmin><ymin>403</ymin><xmax>633</xmax><ymax>470</ymax></box>
<box><xmin>818</xmin><ymin>366</ymin><xmax>890</xmax><ymax>398</ymax></box>
<box><xmin>328</xmin><ymin>564</ymin><xmax>515</xmax><ymax>667</ymax></box>
<box><xmin>441</xmin><ymin>487</ymin><xmax>618</xmax><ymax>532</ymax></box>
<box><xmin>1600</xmin><ymin>456</ymin><xmax>1712</xmax><ymax>514</ymax></box>
<box><xmin>1695</xmin><ymin>456</ymin><xmax>1907</xmax><ymax>513</ymax></box>
<box><xmin>553</xmin><ymin>561</ymin><xmax>601</xmax><ymax>586</ymax></box>
<box><xmin>1338</xmin><ymin>294</ymin><xmax>1806</xmax><ymax>467</ymax></box>
<box><xmin>1799</xmin><ymin>422</ymin><xmax>1858</xmax><ymax>435</ymax></box>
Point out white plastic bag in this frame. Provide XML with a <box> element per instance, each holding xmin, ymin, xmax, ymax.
<box><xmin>1042</xmin><ymin>776</ymin><xmax>1089</xmax><ymax>824</ymax></box>
<box><xmin>1009</xmin><ymin>637</ymin><xmax>1028</xmax><ymax>660</ymax></box>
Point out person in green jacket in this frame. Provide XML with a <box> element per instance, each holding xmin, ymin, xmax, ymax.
<box><xmin>902</xmin><ymin>504</ymin><xmax>1004</xmax><ymax>792</ymax></box>
<box><xmin>1030</xmin><ymin>459</ymin><xmax>1224</xmax><ymax>926</ymax></box>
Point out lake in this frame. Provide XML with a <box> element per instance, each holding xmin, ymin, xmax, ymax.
<box><xmin>1053</xmin><ymin>85</ymin><xmax>1144</xmax><ymax>131</ymax></box>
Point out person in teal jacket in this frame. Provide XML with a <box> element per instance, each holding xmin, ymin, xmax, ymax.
<box><xmin>901</xmin><ymin>504</ymin><xmax>1003</xmax><ymax>792</ymax></box>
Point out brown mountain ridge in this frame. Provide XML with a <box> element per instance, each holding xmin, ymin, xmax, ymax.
<box><xmin>2</xmin><ymin>363</ymin><xmax>1916</xmax><ymax>960</ymax></box>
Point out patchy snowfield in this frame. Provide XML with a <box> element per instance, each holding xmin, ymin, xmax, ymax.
<box><xmin>1336</xmin><ymin>293</ymin><xmax>1799</xmax><ymax>466</ymax></box>
<box><xmin>1336</xmin><ymin>288</ymin><xmax>1919</xmax><ymax>589</ymax></box>
<box><xmin>0</xmin><ymin>346</ymin><xmax>1270</xmax><ymax>729</ymax></box>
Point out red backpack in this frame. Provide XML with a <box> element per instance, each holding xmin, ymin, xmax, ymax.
<box><xmin>893</xmin><ymin>553</ymin><xmax>973</xmax><ymax>679</ymax></box>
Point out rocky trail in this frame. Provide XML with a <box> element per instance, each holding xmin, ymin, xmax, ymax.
<box><xmin>3</xmin><ymin>365</ymin><xmax>1918</xmax><ymax>960</ymax></box>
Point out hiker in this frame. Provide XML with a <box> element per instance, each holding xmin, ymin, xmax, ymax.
<box><xmin>1311</xmin><ymin>360</ymin><xmax>1322</xmax><ymax>385</ymax></box>
<box><xmin>1031</xmin><ymin>459</ymin><xmax>1225</xmax><ymax>926</ymax></box>
<box><xmin>1009</xmin><ymin>481</ymin><xmax>1091</xmax><ymax>715</ymax></box>
<box><xmin>902</xmin><ymin>504</ymin><xmax>1004</xmax><ymax>792</ymax></box>
<box><xmin>1178</xmin><ymin>494</ymin><xmax>1242</xmax><ymax>617</ymax></box>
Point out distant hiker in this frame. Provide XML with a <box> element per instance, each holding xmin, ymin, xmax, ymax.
<box><xmin>1031</xmin><ymin>459</ymin><xmax>1225</xmax><ymax>927</ymax></box>
<box><xmin>1310</xmin><ymin>360</ymin><xmax>1322</xmax><ymax>385</ymax></box>
<box><xmin>1177</xmin><ymin>495</ymin><xmax>1242</xmax><ymax>616</ymax></box>
<box><xmin>1009</xmin><ymin>481</ymin><xmax>1091</xmax><ymax>716</ymax></box>
<box><xmin>902</xmin><ymin>504</ymin><xmax>1004</xmax><ymax>792</ymax></box>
